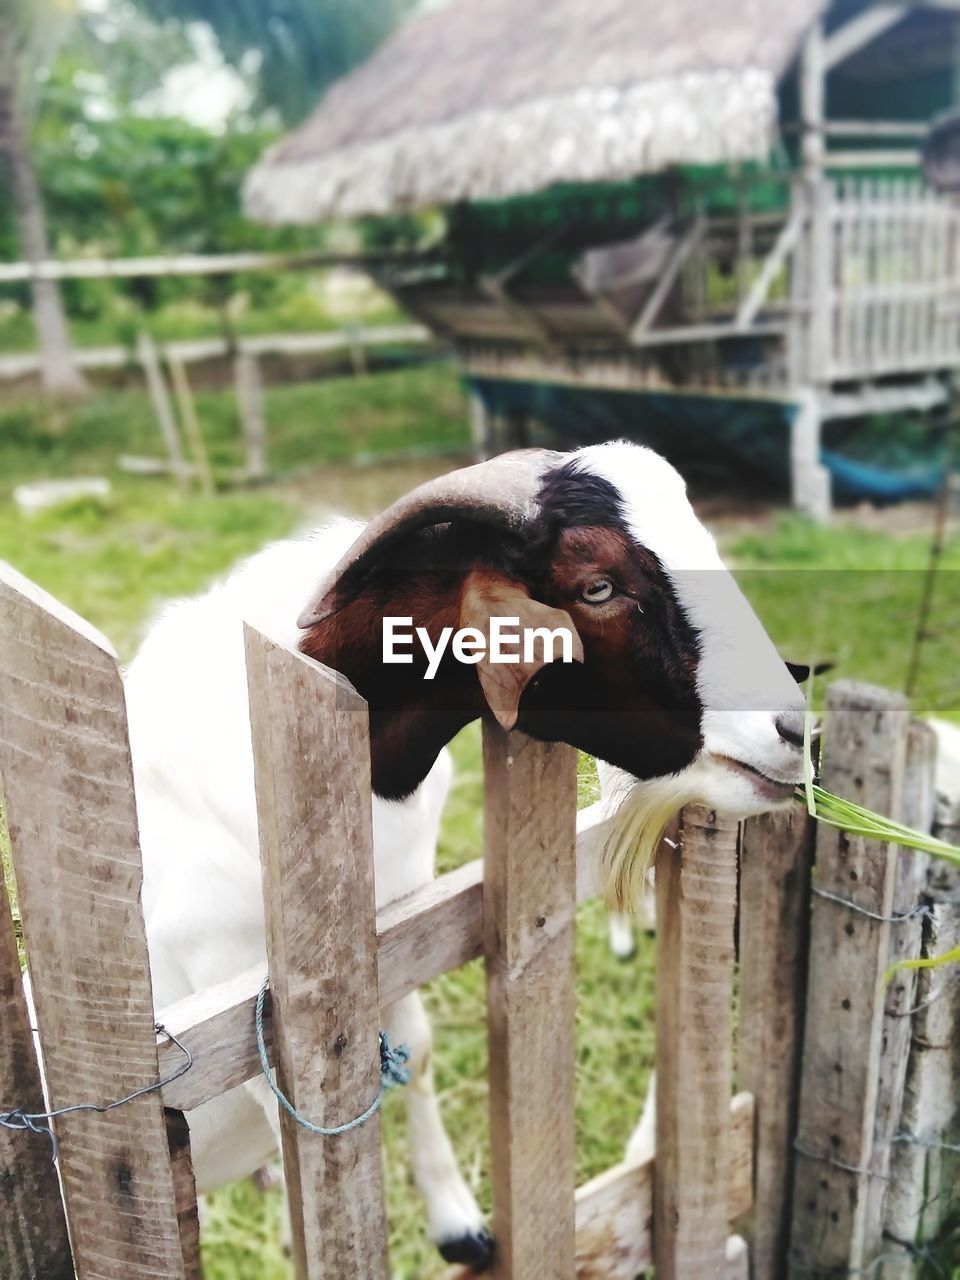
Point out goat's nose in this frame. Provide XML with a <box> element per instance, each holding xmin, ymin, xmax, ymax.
<box><xmin>776</xmin><ymin>708</ymin><xmax>805</xmax><ymax>749</ymax></box>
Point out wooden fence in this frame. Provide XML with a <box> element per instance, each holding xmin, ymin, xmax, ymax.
<box><xmin>1</xmin><ymin>561</ymin><xmax>958</xmax><ymax>1279</ymax></box>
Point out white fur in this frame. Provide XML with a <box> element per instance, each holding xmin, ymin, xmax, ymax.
<box><xmin>574</xmin><ymin>442</ymin><xmax>805</xmax><ymax>800</ymax></box>
<box><xmin>930</xmin><ymin>718</ymin><xmax>960</xmax><ymax>829</ymax></box>
<box><xmin>126</xmin><ymin>519</ymin><xmax>483</xmax><ymax>1246</ymax></box>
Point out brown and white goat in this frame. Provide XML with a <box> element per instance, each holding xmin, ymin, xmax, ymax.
<box><xmin>127</xmin><ymin>441</ymin><xmax>806</xmax><ymax>1269</ymax></box>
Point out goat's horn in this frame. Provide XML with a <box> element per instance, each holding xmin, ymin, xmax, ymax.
<box><xmin>297</xmin><ymin>448</ymin><xmax>561</xmax><ymax>628</ymax></box>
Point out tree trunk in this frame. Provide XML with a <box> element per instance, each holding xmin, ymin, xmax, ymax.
<box><xmin>0</xmin><ymin>20</ymin><xmax>86</xmax><ymax>397</ymax></box>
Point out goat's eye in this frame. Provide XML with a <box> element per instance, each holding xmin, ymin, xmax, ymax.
<box><xmin>581</xmin><ymin>578</ymin><xmax>614</xmax><ymax>604</ymax></box>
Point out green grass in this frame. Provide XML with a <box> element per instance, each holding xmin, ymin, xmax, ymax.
<box><xmin>1</xmin><ymin>378</ymin><xmax>957</xmax><ymax>1277</ymax></box>
<box><xmin>0</xmin><ymin>294</ymin><xmax>408</xmax><ymax>354</ymax></box>
<box><xmin>0</xmin><ymin>365</ymin><xmax>468</xmax><ymax>653</ymax></box>
<box><xmin>730</xmin><ymin>515</ymin><xmax>960</xmax><ymax>722</ymax></box>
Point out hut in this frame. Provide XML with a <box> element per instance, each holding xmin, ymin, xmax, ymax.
<box><xmin>247</xmin><ymin>0</ymin><xmax>960</xmax><ymax>516</ymax></box>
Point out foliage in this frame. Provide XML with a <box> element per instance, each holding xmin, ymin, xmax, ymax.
<box><xmin>0</xmin><ymin>0</ymin><xmax>431</xmax><ymax>348</ymax></box>
<box><xmin>0</xmin><ymin>43</ymin><xmax>315</xmax><ymax>323</ymax></box>
<box><xmin>136</xmin><ymin>0</ymin><xmax>415</xmax><ymax>125</ymax></box>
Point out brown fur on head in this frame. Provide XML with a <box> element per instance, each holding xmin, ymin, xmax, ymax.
<box><xmin>298</xmin><ymin>455</ymin><xmax>702</xmax><ymax>802</ymax></box>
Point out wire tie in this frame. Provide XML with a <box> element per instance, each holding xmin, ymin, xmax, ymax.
<box><xmin>811</xmin><ymin>886</ymin><xmax>931</xmax><ymax>925</ymax></box>
<box><xmin>793</xmin><ymin>1139</ymin><xmax>889</xmax><ymax>1181</ymax></box>
<box><xmin>0</xmin><ymin>1024</ymin><xmax>193</xmax><ymax>1163</ymax></box>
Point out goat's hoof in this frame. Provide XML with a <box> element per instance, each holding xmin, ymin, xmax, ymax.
<box><xmin>438</xmin><ymin>1226</ymin><xmax>495</xmax><ymax>1271</ymax></box>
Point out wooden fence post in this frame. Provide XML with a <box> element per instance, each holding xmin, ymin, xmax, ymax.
<box><xmin>244</xmin><ymin>627</ymin><xmax>388</xmax><ymax>1280</ymax></box>
<box><xmin>788</xmin><ymin>682</ymin><xmax>911</xmax><ymax>1277</ymax></box>
<box><xmin>654</xmin><ymin>804</ymin><xmax>742</xmax><ymax>1279</ymax></box>
<box><xmin>0</xmin><ymin>886</ymin><xmax>74</xmax><ymax>1278</ymax></box>
<box><xmin>168</xmin><ymin>355</ymin><xmax>214</xmax><ymax>497</ymax></box>
<box><xmin>865</xmin><ymin>722</ymin><xmax>937</xmax><ymax>1260</ymax></box>
<box><xmin>884</xmin><ymin>767</ymin><xmax>960</xmax><ymax>1264</ymax></box>
<box><xmin>138</xmin><ymin>331</ymin><xmax>189</xmax><ymax>486</ymax></box>
<box><xmin>165</xmin><ymin>1110</ymin><xmax>202</xmax><ymax>1280</ymax></box>
<box><xmin>483</xmin><ymin>726</ymin><xmax>578</xmax><ymax>1280</ymax></box>
<box><xmin>0</xmin><ymin>563</ymin><xmax>188</xmax><ymax>1280</ymax></box>
<box><xmin>235</xmin><ymin>352</ymin><xmax>268</xmax><ymax>481</ymax></box>
<box><xmin>737</xmin><ymin>803</ymin><xmax>815</xmax><ymax>1280</ymax></box>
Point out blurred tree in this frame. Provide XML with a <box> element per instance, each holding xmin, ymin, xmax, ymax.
<box><xmin>136</xmin><ymin>0</ymin><xmax>415</xmax><ymax>124</ymax></box>
<box><xmin>0</xmin><ymin>0</ymin><xmax>86</xmax><ymax>394</ymax></box>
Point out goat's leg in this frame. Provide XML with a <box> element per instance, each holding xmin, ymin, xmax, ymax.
<box><xmin>382</xmin><ymin>991</ymin><xmax>493</xmax><ymax>1270</ymax></box>
<box><xmin>607</xmin><ymin>912</ymin><xmax>636</xmax><ymax>959</ymax></box>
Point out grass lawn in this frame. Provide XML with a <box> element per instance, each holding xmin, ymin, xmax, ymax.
<box><xmin>0</xmin><ymin>288</ymin><xmax>408</xmax><ymax>354</ymax></box>
<box><xmin>1</xmin><ymin>367</ymin><xmax>957</xmax><ymax>1278</ymax></box>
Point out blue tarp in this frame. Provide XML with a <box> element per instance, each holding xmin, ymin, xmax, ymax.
<box><xmin>469</xmin><ymin>378</ymin><xmax>946</xmax><ymax>503</ymax></box>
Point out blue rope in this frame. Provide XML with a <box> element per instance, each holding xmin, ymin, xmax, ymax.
<box><xmin>255</xmin><ymin>975</ymin><xmax>409</xmax><ymax>1136</ymax></box>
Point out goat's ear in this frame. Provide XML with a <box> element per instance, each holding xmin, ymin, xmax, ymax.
<box><xmin>460</xmin><ymin>570</ymin><xmax>584</xmax><ymax>732</ymax></box>
<box><xmin>785</xmin><ymin>659</ymin><xmax>834</xmax><ymax>684</ymax></box>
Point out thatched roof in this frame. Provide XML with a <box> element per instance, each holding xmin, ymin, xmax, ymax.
<box><xmin>246</xmin><ymin>0</ymin><xmax>823</xmax><ymax>224</ymax></box>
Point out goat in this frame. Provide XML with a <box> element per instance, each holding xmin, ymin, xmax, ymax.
<box><xmin>127</xmin><ymin>441</ymin><xmax>807</xmax><ymax>1268</ymax></box>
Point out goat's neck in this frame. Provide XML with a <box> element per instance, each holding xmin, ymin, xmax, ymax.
<box><xmin>298</xmin><ymin>585</ymin><xmax>485</xmax><ymax>801</ymax></box>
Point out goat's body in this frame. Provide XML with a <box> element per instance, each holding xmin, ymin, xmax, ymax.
<box><xmin>126</xmin><ymin>522</ymin><xmax>455</xmax><ymax>1195</ymax></box>
<box><xmin>121</xmin><ymin>442</ymin><xmax>813</xmax><ymax>1265</ymax></box>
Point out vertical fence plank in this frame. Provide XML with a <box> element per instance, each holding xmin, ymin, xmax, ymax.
<box><xmin>788</xmin><ymin>682</ymin><xmax>911</xmax><ymax>1278</ymax></box>
<box><xmin>164</xmin><ymin>1111</ymin><xmax>202</xmax><ymax>1280</ymax></box>
<box><xmin>865</xmin><ymin>722</ymin><xmax>937</xmax><ymax>1251</ymax></box>
<box><xmin>167</xmin><ymin>356</ymin><xmax>214</xmax><ymax>498</ymax></box>
<box><xmin>0</xmin><ymin>564</ymin><xmax>187</xmax><ymax>1280</ymax></box>
<box><xmin>654</xmin><ymin>804</ymin><xmax>740</xmax><ymax>1280</ymax></box>
<box><xmin>244</xmin><ymin>627</ymin><xmax>388</xmax><ymax>1280</ymax></box>
<box><xmin>737</xmin><ymin>803</ymin><xmax>815</xmax><ymax>1280</ymax></box>
<box><xmin>483</xmin><ymin>726</ymin><xmax>577</xmax><ymax>1280</ymax></box>
<box><xmin>234</xmin><ymin>352</ymin><xmax>268</xmax><ymax>481</ymax></box>
<box><xmin>884</xmin><ymin>779</ymin><xmax>960</xmax><ymax>1265</ymax></box>
<box><xmin>0</xmin><ymin>886</ymin><xmax>74</xmax><ymax>1278</ymax></box>
<box><xmin>137</xmin><ymin>332</ymin><xmax>189</xmax><ymax>486</ymax></box>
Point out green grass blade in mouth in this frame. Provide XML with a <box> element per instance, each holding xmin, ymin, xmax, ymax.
<box><xmin>797</xmin><ymin>783</ymin><xmax>960</xmax><ymax>868</ymax></box>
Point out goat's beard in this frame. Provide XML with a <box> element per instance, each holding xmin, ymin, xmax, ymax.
<box><xmin>597</xmin><ymin>770</ymin><xmax>696</xmax><ymax>914</ymax></box>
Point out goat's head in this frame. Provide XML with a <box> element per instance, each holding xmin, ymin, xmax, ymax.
<box><xmin>298</xmin><ymin>441</ymin><xmax>806</xmax><ymax>906</ymax></box>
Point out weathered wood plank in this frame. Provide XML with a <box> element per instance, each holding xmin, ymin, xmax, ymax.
<box><xmin>0</xmin><ymin>562</ymin><xmax>187</xmax><ymax>1280</ymax></box>
<box><xmin>737</xmin><ymin>802</ymin><xmax>815</xmax><ymax>1280</ymax></box>
<box><xmin>157</xmin><ymin>807</ymin><xmax>618</xmax><ymax>1113</ymax></box>
<box><xmin>864</xmin><ymin>722</ymin><xmax>937</xmax><ymax>1248</ymax></box>
<box><xmin>788</xmin><ymin>682</ymin><xmax>911</xmax><ymax>1277</ymax></box>
<box><xmin>137</xmin><ymin>331</ymin><xmax>188</xmax><ymax>486</ymax></box>
<box><xmin>654</xmin><ymin>804</ymin><xmax>740</xmax><ymax>1280</ymax></box>
<box><xmin>167</xmin><ymin>356</ymin><xmax>214</xmax><ymax>497</ymax></box>
<box><xmin>244</xmin><ymin>627</ymin><xmax>388</xmax><ymax>1279</ymax></box>
<box><xmin>442</xmin><ymin>1092</ymin><xmax>754</xmax><ymax>1280</ymax></box>
<box><xmin>884</xmin><ymin>779</ymin><xmax>960</xmax><ymax>1263</ymax></box>
<box><xmin>483</xmin><ymin>726</ymin><xmax>578</xmax><ymax>1280</ymax></box>
<box><xmin>234</xmin><ymin>353</ymin><xmax>268</xmax><ymax>481</ymax></box>
<box><xmin>0</xmin><ymin>894</ymin><xmax>74</xmax><ymax>1279</ymax></box>
<box><xmin>164</xmin><ymin>1111</ymin><xmax>201</xmax><ymax>1280</ymax></box>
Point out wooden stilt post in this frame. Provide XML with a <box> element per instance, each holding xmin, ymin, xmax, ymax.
<box><xmin>469</xmin><ymin>388</ymin><xmax>494</xmax><ymax>461</ymax></box>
